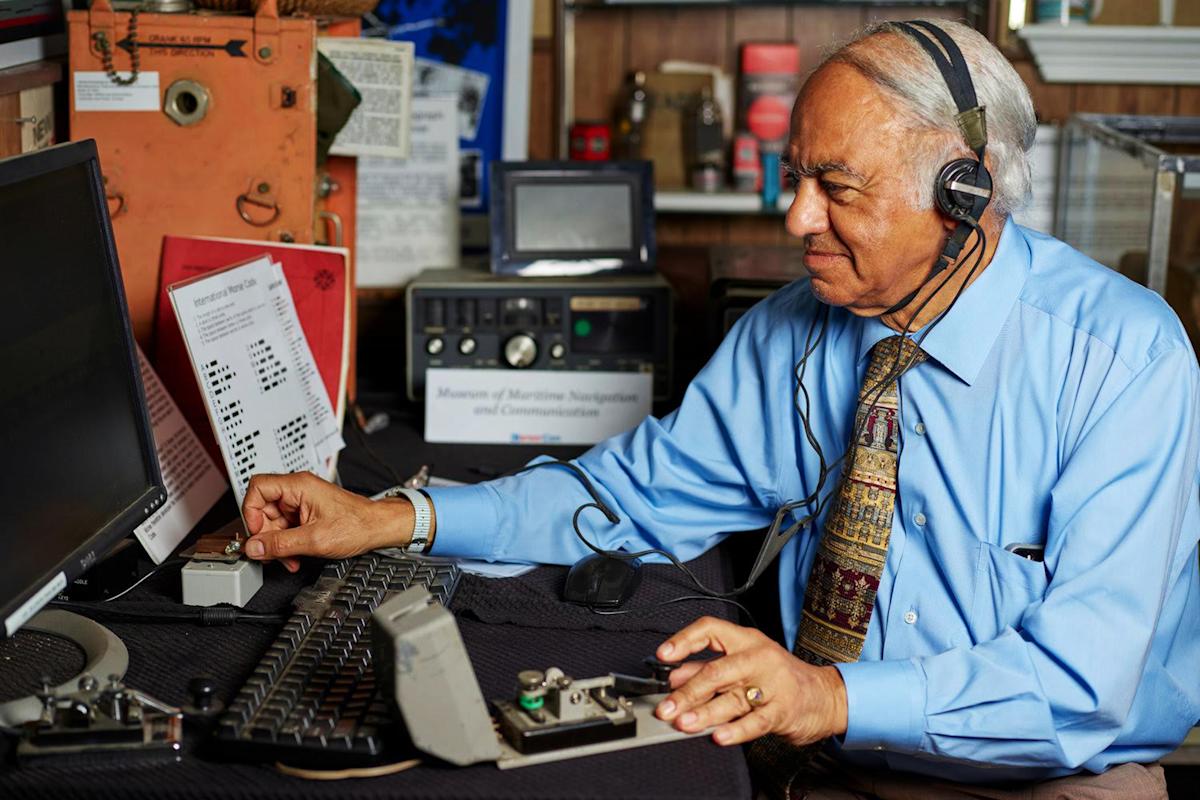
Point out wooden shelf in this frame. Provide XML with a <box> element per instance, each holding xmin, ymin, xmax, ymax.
<box><xmin>655</xmin><ymin>189</ymin><xmax>792</xmax><ymax>215</ymax></box>
<box><xmin>1020</xmin><ymin>23</ymin><xmax>1200</xmax><ymax>85</ymax></box>
<box><xmin>0</xmin><ymin>59</ymin><xmax>62</xmax><ymax>98</ymax></box>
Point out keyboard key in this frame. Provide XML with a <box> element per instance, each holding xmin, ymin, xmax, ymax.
<box><xmin>212</xmin><ymin>552</ymin><xmax>459</xmax><ymax>767</ymax></box>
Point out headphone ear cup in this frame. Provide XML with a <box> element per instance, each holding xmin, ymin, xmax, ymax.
<box><xmin>935</xmin><ymin>158</ymin><xmax>992</xmax><ymax>220</ymax></box>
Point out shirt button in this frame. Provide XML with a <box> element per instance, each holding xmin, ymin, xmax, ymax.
<box><xmin>914</xmin><ymin>512</ymin><xmax>927</xmax><ymax>526</ymax></box>
<box><xmin>914</xmin><ymin>422</ymin><xmax>926</xmax><ymax>435</ymax></box>
<box><xmin>904</xmin><ymin>610</ymin><xmax>918</xmax><ymax>625</ymax></box>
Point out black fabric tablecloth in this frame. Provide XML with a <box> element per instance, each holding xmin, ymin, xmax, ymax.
<box><xmin>0</xmin><ymin>403</ymin><xmax>754</xmax><ymax>798</ymax></box>
<box><xmin>0</xmin><ymin>552</ymin><xmax>752</xmax><ymax>799</ymax></box>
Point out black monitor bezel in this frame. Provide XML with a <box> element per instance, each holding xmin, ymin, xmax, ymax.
<box><xmin>0</xmin><ymin>139</ymin><xmax>165</xmax><ymax>637</ymax></box>
<box><xmin>489</xmin><ymin>160</ymin><xmax>656</xmax><ymax>276</ymax></box>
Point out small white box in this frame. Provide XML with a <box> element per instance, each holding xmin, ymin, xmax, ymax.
<box><xmin>181</xmin><ymin>560</ymin><xmax>263</xmax><ymax>608</ymax></box>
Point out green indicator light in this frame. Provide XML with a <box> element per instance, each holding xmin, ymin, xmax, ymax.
<box><xmin>574</xmin><ymin>318</ymin><xmax>592</xmax><ymax>337</ymax></box>
<box><xmin>519</xmin><ymin>694</ymin><xmax>545</xmax><ymax>710</ymax></box>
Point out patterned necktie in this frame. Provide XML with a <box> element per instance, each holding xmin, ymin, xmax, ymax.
<box><xmin>750</xmin><ymin>335</ymin><xmax>926</xmax><ymax>797</ymax></box>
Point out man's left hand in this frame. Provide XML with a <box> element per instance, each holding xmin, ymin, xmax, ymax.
<box><xmin>654</xmin><ymin>616</ymin><xmax>849</xmax><ymax>747</ymax></box>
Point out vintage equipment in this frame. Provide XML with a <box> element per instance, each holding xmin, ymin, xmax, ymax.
<box><xmin>406</xmin><ymin>268</ymin><xmax>673</xmax><ymax>402</ymax></box>
<box><xmin>68</xmin><ymin>0</ymin><xmax>317</xmax><ymax>345</ymax></box>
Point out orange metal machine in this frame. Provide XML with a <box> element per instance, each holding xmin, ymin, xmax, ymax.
<box><xmin>68</xmin><ymin>0</ymin><xmax>318</xmax><ymax>347</ymax></box>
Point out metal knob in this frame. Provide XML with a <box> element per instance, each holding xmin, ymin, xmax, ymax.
<box><xmin>426</xmin><ymin>336</ymin><xmax>444</xmax><ymax>356</ymax></box>
<box><xmin>549</xmin><ymin>342</ymin><xmax>565</xmax><ymax>360</ymax></box>
<box><xmin>504</xmin><ymin>334</ymin><xmax>538</xmax><ymax>368</ymax></box>
<box><xmin>189</xmin><ymin>676</ymin><xmax>217</xmax><ymax>713</ymax></box>
<box><xmin>518</xmin><ymin>670</ymin><xmax>545</xmax><ymax>691</ymax></box>
<box><xmin>458</xmin><ymin>336</ymin><xmax>477</xmax><ymax>356</ymax></box>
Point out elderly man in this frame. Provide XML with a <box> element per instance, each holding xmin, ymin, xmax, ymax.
<box><xmin>239</xmin><ymin>19</ymin><xmax>1199</xmax><ymax>799</ymax></box>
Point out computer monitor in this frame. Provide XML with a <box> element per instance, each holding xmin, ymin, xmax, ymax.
<box><xmin>0</xmin><ymin>140</ymin><xmax>164</xmax><ymax>647</ymax></box>
<box><xmin>489</xmin><ymin>160</ymin><xmax>656</xmax><ymax>276</ymax></box>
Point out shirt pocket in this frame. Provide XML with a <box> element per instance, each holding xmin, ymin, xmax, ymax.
<box><xmin>969</xmin><ymin>541</ymin><xmax>1050</xmax><ymax>643</ymax></box>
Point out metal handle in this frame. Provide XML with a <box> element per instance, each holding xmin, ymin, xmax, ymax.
<box><xmin>236</xmin><ymin>193</ymin><xmax>280</xmax><ymax>227</ymax></box>
<box><xmin>316</xmin><ymin>210</ymin><xmax>343</xmax><ymax>247</ymax></box>
<box><xmin>106</xmin><ymin>192</ymin><xmax>126</xmax><ymax>218</ymax></box>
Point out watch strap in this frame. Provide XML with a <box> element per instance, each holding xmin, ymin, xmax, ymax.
<box><xmin>388</xmin><ymin>487</ymin><xmax>432</xmax><ymax>554</ymax></box>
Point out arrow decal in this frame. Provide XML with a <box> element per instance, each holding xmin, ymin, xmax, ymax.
<box><xmin>117</xmin><ymin>37</ymin><xmax>247</xmax><ymax>57</ymax></box>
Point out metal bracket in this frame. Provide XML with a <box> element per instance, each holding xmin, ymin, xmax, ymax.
<box><xmin>252</xmin><ymin>0</ymin><xmax>281</xmax><ymax>65</ymax></box>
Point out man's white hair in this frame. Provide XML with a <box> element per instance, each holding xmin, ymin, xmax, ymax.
<box><xmin>825</xmin><ymin>19</ymin><xmax>1037</xmax><ymax>217</ymax></box>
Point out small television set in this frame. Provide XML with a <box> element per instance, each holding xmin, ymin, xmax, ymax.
<box><xmin>489</xmin><ymin>160</ymin><xmax>656</xmax><ymax>277</ymax></box>
<box><xmin>0</xmin><ymin>139</ymin><xmax>165</xmax><ymax>724</ymax></box>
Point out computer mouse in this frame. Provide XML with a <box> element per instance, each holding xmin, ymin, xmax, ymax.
<box><xmin>563</xmin><ymin>553</ymin><xmax>643</xmax><ymax>608</ymax></box>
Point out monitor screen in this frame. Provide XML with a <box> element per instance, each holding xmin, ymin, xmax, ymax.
<box><xmin>513</xmin><ymin>183</ymin><xmax>634</xmax><ymax>252</ymax></box>
<box><xmin>0</xmin><ymin>141</ymin><xmax>162</xmax><ymax>636</ymax></box>
<box><xmin>490</xmin><ymin>161</ymin><xmax>656</xmax><ymax>276</ymax></box>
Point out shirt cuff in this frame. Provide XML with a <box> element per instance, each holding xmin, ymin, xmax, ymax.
<box><xmin>422</xmin><ymin>484</ymin><xmax>499</xmax><ymax>561</ymax></box>
<box><xmin>835</xmin><ymin>658</ymin><xmax>925</xmax><ymax>755</ymax></box>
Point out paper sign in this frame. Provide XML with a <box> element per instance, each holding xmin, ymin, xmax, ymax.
<box><xmin>18</xmin><ymin>86</ymin><xmax>53</xmax><ymax>152</ymax></box>
<box><xmin>133</xmin><ymin>346</ymin><xmax>227</xmax><ymax>564</ymax></box>
<box><xmin>169</xmin><ymin>257</ymin><xmax>345</xmax><ymax>503</ymax></box>
<box><xmin>424</xmin><ymin>369</ymin><xmax>653</xmax><ymax>446</ymax></box>
<box><xmin>73</xmin><ymin>71</ymin><xmax>160</xmax><ymax>112</ymax></box>
<box><xmin>318</xmin><ymin>38</ymin><xmax>414</xmax><ymax>159</ymax></box>
<box><xmin>356</xmin><ymin>95</ymin><xmax>460</xmax><ymax>287</ymax></box>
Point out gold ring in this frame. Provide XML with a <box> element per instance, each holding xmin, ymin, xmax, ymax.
<box><xmin>745</xmin><ymin>686</ymin><xmax>766</xmax><ymax>708</ymax></box>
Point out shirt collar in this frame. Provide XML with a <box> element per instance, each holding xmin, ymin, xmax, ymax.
<box><xmin>855</xmin><ymin>220</ymin><xmax>1030</xmax><ymax>386</ymax></box>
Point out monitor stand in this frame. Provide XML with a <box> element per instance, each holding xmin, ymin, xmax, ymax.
<box><xmin>0</xmin><ymin>610</ymin><xmax>128</xmax><ymax>727</ymax></box>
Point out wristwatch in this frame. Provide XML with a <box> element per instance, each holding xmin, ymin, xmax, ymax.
<box><xmin>384</xmin><ymin>487</ymin><xmax>433</xmax><ymax>554</ymax></box>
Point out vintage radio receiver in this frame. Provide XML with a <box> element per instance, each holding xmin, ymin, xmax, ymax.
<box><xmin>406</xmin><ymin>269</ymin><xmax>673</xmax><ymax>402</ymax></box>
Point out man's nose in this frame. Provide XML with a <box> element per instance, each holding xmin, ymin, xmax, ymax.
<box><xmin>785</xmin><ymin>178</ymin><xmax>830</xmax><ymax>239</ymax></box>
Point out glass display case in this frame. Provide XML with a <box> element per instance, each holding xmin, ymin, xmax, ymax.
<box><xmin>1055</xmin><ymin>114</ymin><xmax>1200</xmax><ymax>353</ymax></box>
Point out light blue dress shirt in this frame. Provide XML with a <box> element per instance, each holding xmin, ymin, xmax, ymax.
<box><xmin>426</xmin><ymin>221</ymin><xmax>1200</xmax><ymax>783</ymax></box>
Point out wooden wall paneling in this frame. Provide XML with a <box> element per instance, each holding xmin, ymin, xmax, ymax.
<box><xmin>1011</xmin><ymin>58</ymin><xmax>1074</xmax><ymax>123</ymax></box>
<box><xmin>572</xmin><ymin>8</ymin><xmax>628</xmax><ymax>123</ymax></box>
<box><xmin>1073</xmin><ymin>84</ymin><xmax>1177</xmax><ymax>116</ymax></box>
<box><xmin>724</xmin><ymin>215</ymin><xmax>791</xmax><ymax>245</ymax></box>
<box><xmin>627</xmin><ymin>6</ymin><xmax>730</xmax><ymax>74</ymax></box>
<box><xmin>0</xmin><ymin>94</ymin><xmax>21</xmax><ymax>158</ymax></box>
<box><xmin>1177</xmin><ymin>88</ymin><xmax>1200</xmax><ymax>117</ymax></box>
<box><xmin>864</xmin><ymin>5</ymin><xmax>964</xmax><ymax>24</ymax></box>
<box><xmin>528</xmin><ymin>40</ymin><xmax>555</xmax><ymax>159</ymax></box>
<box><xmin>657</xmin><ymin>216</ymin><xmax>728</xmax><ymax>247</ymax></box>
<box><xmin>791</xmin><ymin>7</ymin><xmax>865</xmax><ymax>81</ymax></box>
<box><xmin>730</xmin><ymin>6</ymin><xmax>792</xmax><ymax>46</ymax></box>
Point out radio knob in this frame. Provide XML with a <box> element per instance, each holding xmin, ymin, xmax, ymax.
<box><xmin>549</xmin><ymin>342</ymin><xmax>565</xmax><ymax>360</ymax></box>
<box><xmin>426</xmin><ymin>336</ymin><xmax>444</xmax><ymax>356</ymax></box>
<box><xmin>458</xmin><ymin>336</ymin><xmax>477</xmax><ymax>356</ymax></box>
<box><xmin>504</xmin><ymin>334</ymin><xmax>538</xmax><ymax>369</ymax></box>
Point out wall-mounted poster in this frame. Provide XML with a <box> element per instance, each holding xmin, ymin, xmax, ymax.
<box><xmin>365</xmin><ymin>0</ymin><xmax>531</xmax><ymax>251</ymax></box>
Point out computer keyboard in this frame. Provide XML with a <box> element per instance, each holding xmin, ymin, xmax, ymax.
<box><xmin>213</xmin><ymin>552</ymin><xmax>460</xmax><ymax>767</ymax></box>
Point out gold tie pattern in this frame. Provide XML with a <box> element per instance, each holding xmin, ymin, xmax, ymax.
<box><xmin>750</xmin><ymin>335</ymin><xmax>926</xmax><ymax>798</ymax></box>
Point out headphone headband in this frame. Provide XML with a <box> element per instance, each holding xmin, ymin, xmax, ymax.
<box><xmin>892</xmin><ymin>21</ymin><xmax>987</xmax><ymax>157</ymax></box>
<box><xmin>878</xmin><ymin>20</ymin><xmax>993</xmax><ymax>316</ymax></box>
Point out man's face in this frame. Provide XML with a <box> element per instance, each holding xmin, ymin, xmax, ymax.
<box><xmin>785</xmin><ymin>62</ymin><xmax>953</xmax><ymax>317</ymax></box>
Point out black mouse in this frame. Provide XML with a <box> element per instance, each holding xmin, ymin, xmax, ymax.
<box><xmin>563</xmin><ymin>553</ymin><xmax>643</xmax><ymax>608</ymax></box>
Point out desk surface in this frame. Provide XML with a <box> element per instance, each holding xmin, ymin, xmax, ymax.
<box><xmin>0</xmin><ymin>408</ymin><xmax>754</xmax><ymax>799</ymax></box>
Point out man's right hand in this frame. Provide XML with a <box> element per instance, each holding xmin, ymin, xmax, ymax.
<box><xmin>240</xmin><ymin>472</ymin><xmax>416</xmax><ymax>572</ymax></box>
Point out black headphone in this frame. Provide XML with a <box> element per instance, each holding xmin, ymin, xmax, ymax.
<box><xmin>883</xmin><ymin>20</ymin><xmax>993</xmax><ymax>314</ymax></box>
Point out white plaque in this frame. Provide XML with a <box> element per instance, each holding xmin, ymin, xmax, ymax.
<box><xmin>425</xmin><ymin>369</ymin><xmax>653</xmax><ymax>446</ymax></box>
<box><xmin>73</xmin><ymin>71</ymin><xmax>160</xmax><ymax>112</ymax></box>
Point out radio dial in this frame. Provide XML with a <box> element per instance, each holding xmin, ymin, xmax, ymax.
<box><xmin>458</xmin><ymin>336</ymin><xmax>477</xmax><ymax>356</ymax></box>
<box><xmin>549</xmin><ymin>342</ymin><xmax>566</xmax><ymax>360</ymax></box>
<box><xmin>426</xmin><ymin>336</ymin><xmax>444</xmax><ymax>356</ymax></box>
<box><xmin>504</xmin><ymin>334</ymin><xmax>538</xmax><ymax>368</ymax></box>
